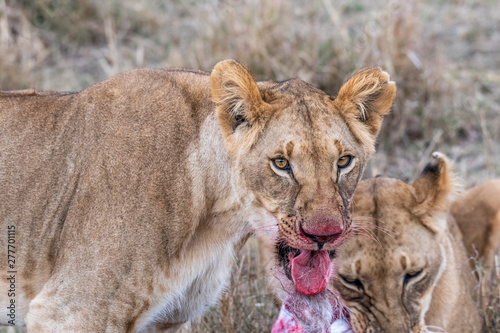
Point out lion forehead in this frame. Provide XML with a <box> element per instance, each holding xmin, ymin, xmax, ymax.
<box><xmin>338</xmin><ymin>178</ymin><xmax>444</xmax><ymax>279</ymax></box>
<box><xmin>259</xmin><ymin>110</ymin><xmax>360</xmax><ymax>158</ymax></box>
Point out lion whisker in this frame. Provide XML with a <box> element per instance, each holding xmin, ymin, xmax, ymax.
<box><xmin>352</xmin><ymin>215</ymin><xmax>389</xmax><ymax>224</ymax></box>
<box><xmin>351</xmin><ymin>220</ymin><xmax>395</xmax><ymax>239</ymax></box>
<box><xmin>351</xmin><ymin>231</ymin><xmax>381</xmax><ymax>245</ymax></box>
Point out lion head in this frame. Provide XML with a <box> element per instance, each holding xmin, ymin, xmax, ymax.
<box><xmin>333</xmin><ymin>153</ymin><xmax>481</xmax><ymax>333</ymax></box>
<box><xmin>211</xmin><ymin>60</ymin><xmax>396</xmax><ymax>331</ymax></box>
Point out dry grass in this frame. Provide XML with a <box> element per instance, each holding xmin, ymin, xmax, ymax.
<box><xmin>468</xmin><ymin>252</ymin><xmax>500</xmax><ymax>332</ymax></box>
<box><xmin>1</xmin><ymin>0</ymin><xmax>499</xmax><ymax>332</ymax></box>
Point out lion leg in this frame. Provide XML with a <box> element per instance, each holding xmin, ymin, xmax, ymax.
<box><xmin>25</xmin><ymin>278</ymin><xmax>126</xmax><ymax>332</ymax></box>
<box><xmin>26</xmin><ymin>289</ymin><xmax>88</xmax><ymax>332</ymax></box>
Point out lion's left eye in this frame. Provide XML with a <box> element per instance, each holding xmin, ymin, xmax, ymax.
<box><xmin>340</xmin><ymin>275</ymin><xmax>364</xmax><ymax>292</ymax></box>
<box><xmin>273</xmin><ymin>158</ymin><xmax>290</xmax><ymax>170</ymax></box>
<box><xmin>337</xmin><ymin>155</ymin><xmax>353</xmax><ymax>169</ymax></box>
<box><xmin>404</xmin><ymin>269</ymin><xmax>424</xmax><ymax>285</ymax></box>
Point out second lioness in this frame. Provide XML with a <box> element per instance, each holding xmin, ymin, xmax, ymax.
<box><xmin>334</xmin><ymin>153</ymin><xmax>481</xmax><ymax>333</ymax></box>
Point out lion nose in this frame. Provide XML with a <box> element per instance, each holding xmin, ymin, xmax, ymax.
<box><xmin>300</xmin><ymin>224</ymin><xmax>342</xmax><ymax>248</ymax></box>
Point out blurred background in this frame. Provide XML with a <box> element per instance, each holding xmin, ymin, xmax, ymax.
<box><xmin>0</xmin><ymin>0</ymin><xmax>499</xmax><ymax>332</ymax></box>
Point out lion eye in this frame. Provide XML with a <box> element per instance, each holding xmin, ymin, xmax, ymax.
<box><xmin>337</xmin><ymin>155</ymin><xmax>353</xmax><ymax>169</ymax></box>
<box><xmin>404</xmin><ymin>269</ymin><xmax>423</xmax><ymax>285</ymax></box>
<box><xmin>273</xmin><ymin>158</ymin><xmax>290</xmax><ymax>170</ymax></box>
<box><xmin>341</xmin><ymin>275</ymin><xmax>364</xmax><ymax>292</ymax></box>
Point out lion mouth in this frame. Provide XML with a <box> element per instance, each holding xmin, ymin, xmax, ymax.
<box><xmin>277</xmin><ymin>240</ymin><xmax>336</xmax><ymax>296</ymax></box>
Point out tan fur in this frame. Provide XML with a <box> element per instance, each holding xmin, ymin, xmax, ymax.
<box><xmin>451</xmin><ymin>179</ymin><xmax>500</xmax><ymax>272</ymax></box>
<box><xmin>334</xmin><ymin>153</ymin><xmax>481</xmax><ymax>333</ymax></box>
<box><xmin>0</xmin><ymin>60</ymin><xmax>395</xmax><ymax>332</ymax></box>
<box><xmin>451</xmin><ymin>179</ymin><xmax>500</xmax><ymax>300</ymax></box>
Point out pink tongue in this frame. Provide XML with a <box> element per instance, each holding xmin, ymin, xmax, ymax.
<box><xmin>290</xmin><ymin>250</ymin><xmax>331</xmax><ymax>296</ymax></box>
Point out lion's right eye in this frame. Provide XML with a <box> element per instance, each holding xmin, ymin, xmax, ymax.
<box><xmin>404</xmin><ymin>269</ymin><xmax>424</xmax><ymax>286</ymax></box>
<box><xmin>337</xmin><ymin>155</ymin><xmax>353</xmax><ymax>169</ymax></box>
<box><xmin>272</xmin><ymin>158</ymin><xmax>290</xmax><ymax>170</ymax></box>
<box><xmin>340</xmin><ymin>275</ymin><xmax>364</xmax><ymax>292</ymax></box>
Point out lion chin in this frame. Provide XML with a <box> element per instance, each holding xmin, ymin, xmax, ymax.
<box><xmin>271</xmin><ymin>242</ymin><xmax>347</xmax><ymax>333</ymax></box>
<box><xmin>258</xmin><ymin>236</ymin><xmax>347</xmax><ymax>333</ymax></box>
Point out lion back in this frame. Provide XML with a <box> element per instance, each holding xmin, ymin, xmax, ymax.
<box><xmin>0</xmin><ymin>69</ymin><xmax>214</xmax><ymax>313</ymax></box>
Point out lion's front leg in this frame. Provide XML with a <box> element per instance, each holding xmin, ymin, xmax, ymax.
<box><xmin>26</xmin><ymin>288</ymin><xmax>97</xmax><ymax>332</ymax></box>
<box><xmin>25</xmin><ymin>276</ymin><xmax>138</xmax><ymax>332</ymax></box>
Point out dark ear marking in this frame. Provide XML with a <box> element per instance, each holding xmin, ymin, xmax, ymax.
<box><xmin>411</xmin><ymin>152</ymin><xmax>458</xmax><ymax>233</ymax></box>
<box><xmin>233</xmin><ymin>114</ymin><xmax>247</xmax><ymax>130</ymax></box>
<box><xmin>210</xmin><ymin>59</ymin><xmax>271</xmax><ymax>139</ymax></box>
<box><xmin>421</xmin><ymin>161</ymin><xmax>440</xmax><ymax>177</ymax></box>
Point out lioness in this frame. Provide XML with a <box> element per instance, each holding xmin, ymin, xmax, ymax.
<box><xmin>0</xmin><ymin>60</ymin><xmax>395</xmax><ymax>332</ymax></box>
<box><xmin>451</xmin><ymin>179</ymin><xmax>500</xmax><ymax>279</ymax></box>
<box><xmin>451</xmin><ymin>178</ymin><xmax>500</xmax><ymax>316</ymax></box>
<box><xmin>334</xmin><ymin>153</ymin><xmax>481</xmax><ymax>333</ymax></box>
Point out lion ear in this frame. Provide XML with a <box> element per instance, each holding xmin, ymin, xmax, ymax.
<box><xmin>211</xmin><ymin>60</ymin><xmax>269</xmax><ymax>139</ymax></box>
<box><xmin>411</xmin><ymin>152</ymin><xmax>457</xmax><ymax>233</ymax></box>
<box><xmin>335</xmin><ymin>68</ymin><xmax>396</xmax><ymax>138</ymax></box>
